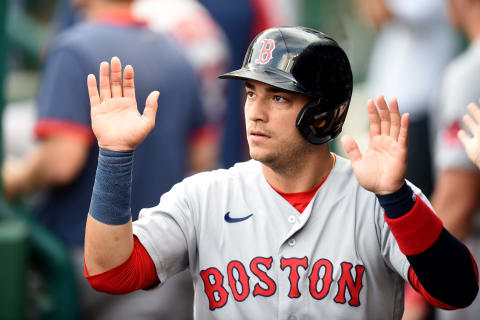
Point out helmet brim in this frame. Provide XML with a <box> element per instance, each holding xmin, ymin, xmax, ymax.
<box><xmin>219</xmin><ymin>68</ymin><xmax>307</xmax><ymax>95</ymax></box>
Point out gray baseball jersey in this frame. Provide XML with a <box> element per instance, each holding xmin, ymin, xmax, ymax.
<box><xmin>133</xmin><ymin>155</ymin><xmax>421</xmax><ymax>319</ymax></box>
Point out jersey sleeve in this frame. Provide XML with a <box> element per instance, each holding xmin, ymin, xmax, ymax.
<box><xmin>35</xmin><ymin>44</ymin><xmax>95</xmax><ymax>145</ymax></box>
<box><xmin>132</xmin><ymin>179</ymin><xmax>197</xmax><ymax>284</ymax></box>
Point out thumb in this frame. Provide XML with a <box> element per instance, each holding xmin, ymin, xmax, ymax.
<box><xmin>341</xmin><ymin>135</ymin><xmax>362</xmax><ymax>163</ymax></box>
<box><xmin>142</xmin><ymin>91</ymin><xmax>160</xmax><ymax>125</ymax></box>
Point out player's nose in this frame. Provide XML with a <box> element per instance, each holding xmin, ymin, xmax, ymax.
<box><xmin>245</xmin><ymin>97</ymin><xmax>268</xmax><ymax>123</ymax></box>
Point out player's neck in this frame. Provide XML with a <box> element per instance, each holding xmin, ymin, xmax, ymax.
<box><xmin>262</xmin><ymin>146</ymin><xmax>335</xmax><ymax>193</ymax></box>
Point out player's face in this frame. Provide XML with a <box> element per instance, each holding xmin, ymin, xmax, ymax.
<box><xmin>244</xmin><ymin>80</ymin><xmax>313</xmax><ymax>169</ymax></box>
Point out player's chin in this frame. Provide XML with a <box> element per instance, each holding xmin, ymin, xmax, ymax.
<box><xmin>249</xmin><ymin>147</ymin><xmax>275</xmax><ymax>163</ymax></box>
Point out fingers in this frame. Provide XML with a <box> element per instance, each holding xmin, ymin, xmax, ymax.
<box><xmin>376</xmin><ymin>94</ymin><xmax>391</xmax><ymax>136</ymax></box>
<box><xmin>368</xmin><ymin>99</ymin><xmax>381</xmax><ymax>138</ymax></box>
<box><xmin>142</xmin><ymin>91</ymin><xmax>160</xmax><ymax>127</ymax></box>
<box><xmin>388</xmin><ymin>98</ymin><xmax>401</xmax><ymax>139</ymax></box>
<box><xmin>97</xmin><ymin>58</ymin><xmax>134</xmax><ymax>101</ymax></box>
<box><xmin>468</xmin><ymin>102</ymin><xmax>480</xmax><ymax>123</ymax></box>
<box><xmin>99</xmin><ymin>62</ymin><xmax>111</xmax><ymax>102</ymax></box>
<box><xmin>398</xmin><ymin>113</ymin><xmax>410</xmax><ymax>148</ymax></box>
<box><xmin>87</xmin><ymin>74</ymin><xmax>100</xmax><ymax>108</ymax></box>
<box><xmin>463</xmin><ymin>113</ymin><xmax>478</xmax><ymax>135</ymax></box>
<box><xmin>110</xmin><ymin>57</ymin><xmax>123</xmax><ymax>98</ymax></box>
<box><xmin>369</xmin><ymin>94</ymin><xmax>403</xmax><ymax>140</ymax></box>
<box><xmin>341</xmin><ymin>135</ymin><xmax>362</xmax><ymax>163</ymax></box>
<box><xmin>458</xmin><ymin>129</ymin><xmax>470</xmax><ymax>147</ymax></box>
<box><xmin>464</xmin><ymin>103</ymin><xmax>480</xmax><ymax>136</ymax></box>
<box><xmin>123</xmin><ymin>65</ymin><xmax>135</xmax><ymax>99</ymax></box>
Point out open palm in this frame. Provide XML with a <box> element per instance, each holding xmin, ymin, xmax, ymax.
<box><xmin>341</xmin><ymin>95</ymin><xmax>409</xmax><ymax>195</ymax></box>
<box><xmin>88</xmin><ymin>57</ymin><xmax>159</xmax><ymax>151</ymax></box>
<box><xmin>458</xmin><ymin>103</ymin><xmax>480</xmax><ymax>169</ymax></box>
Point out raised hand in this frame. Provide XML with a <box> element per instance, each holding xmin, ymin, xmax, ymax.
<box><xmin>458</xmin><ymin>103</ymin><xmax>480</xmax><ymax>169</ymax></box>
<box><xmin>88</xmin><ymin>57</ymin><xmax>159</xmax><ymax>151</ymax></box>
<box><xmin>341</xmin><ymin>95</ymin><xmax>409</xmax><ymax>195</ymax></box>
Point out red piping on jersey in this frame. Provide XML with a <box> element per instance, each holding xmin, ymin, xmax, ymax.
<box><xmin>269</xmin><ymin>155</ymin><xmax>335</xmax><ymax>213</ymax></box>
<box><xmin>384</xmin><ymin>197</ymin><xmax>443</xmax><ymax>256</ymax></box>
<box><xmin>408</xmin><ymin>267</ymin><xmax>455</xmax><ymax>310</ymax></box>
<box><xmin>85</xmin><ymin>236</ymin><xmax>159</xmax><ymax>294</ymax></box>
<box><xmin>98</xmin><ymin>7</ymin><xmax>147</xmax><ymax>27</ymax></box>
<box><xmin>35</xmin><ymin>119</ymin><xmax>95</xmax><ymax>146</ymax></box>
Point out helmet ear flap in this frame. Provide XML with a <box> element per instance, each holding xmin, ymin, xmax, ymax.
<box><xmin>296</xmin><ymin>99</ymin><xmax>348</xmax><ymax>145</ymax></box>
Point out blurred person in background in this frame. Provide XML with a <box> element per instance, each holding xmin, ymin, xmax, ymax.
<box><xmin>429</xmin><ymin>0</ymin><xmax>480</xmax><ymax>319</ymax></box>
<box><xmin>197</xmin><ymin>0</ymin><xmax>287</xmax><ymax>168</ymax></box>
<box><xmin>133</xmin><ymin>0</ymin><xmax>229</xmax><ymax>172</ymax></box>
<box><xmin>358</xmin><ymin>0</ymin><xmax>461</xmax><ymax>200</ymax></box>
<box><xmin>2</xmin><ymin>0</ymin><xmax>215</xmax><ymax>318</ymax></box>
<box><xmin>356</xmin><ymin>1</ymin><xmax>461</xmax><ymax>318</ymax></box>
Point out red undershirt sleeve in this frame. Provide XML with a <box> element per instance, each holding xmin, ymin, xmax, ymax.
<box><xmin>85</xmin><ymin>236</ymin><xmax>160</xmax><ymax>294</ymax></box>
<box><xmin>380</xmin><ymin>187</ymin><xmax>479</xmax><ymax>309</ymax></box>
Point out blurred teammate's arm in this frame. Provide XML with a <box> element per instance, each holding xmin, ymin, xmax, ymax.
<box><xmin>431</xmin><ymin>170</ymin><xmax>480</xmax><ymax>240</ymax></box>
<box><xmin>355</xmin><ymin>0</ymin><xmax>392</xmax><ymax>29</ymax></box>
<box><xmin>2</xmin><ymin>136</ymin><xmax>89</xmax><ymax>199</ymax></box>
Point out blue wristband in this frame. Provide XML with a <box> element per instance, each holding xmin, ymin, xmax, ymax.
<box><xmin>89</xmin><ymin>148</ymin><xmax>134</xmax><ymax>225</ymax></box>
<box><xmin>376</xmin><ymin>183</ymin><xmax>416</xmax><ymax>219</ymax></box>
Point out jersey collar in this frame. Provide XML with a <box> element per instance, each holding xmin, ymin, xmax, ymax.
<box><xmin>98</xmin><ymin>8</ymin><xmax>147</xmax><ymax>27</ymax></box>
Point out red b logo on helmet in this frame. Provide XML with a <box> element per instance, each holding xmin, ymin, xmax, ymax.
<box><xmin>255</xmin><ymin>39</ymin><xmax>275</xmax><ymax>65</ymax></box>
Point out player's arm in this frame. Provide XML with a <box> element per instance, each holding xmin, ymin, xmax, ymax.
<box><xmin>342</xmin><ymin>95</ymin><xmax>479</xmax><ymax>309</ymax></box>
<box><xmin>431</xmin><ymin>169</ymin><xmax>480</xmax><ymax>240</ymax></box>
<box><xmin>2</xmin><ymin>136</ymin><xmax>89</xmax><ymax>200</ymax></box>
<box><xmin>84</xmin><ymin>57</ymin><xmax>159</xmax><ymax>277</ymax></box>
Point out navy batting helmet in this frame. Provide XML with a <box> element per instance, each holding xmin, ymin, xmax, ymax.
<box><xmin>219</xmin><ymin>26</ymin><xmax>353</xmax><ymax>145</ymax></box>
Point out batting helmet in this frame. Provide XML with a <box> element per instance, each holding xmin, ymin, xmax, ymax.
<box><xmin>219</xmin><ymin>26</ymin><xmax>353</xmax><ymax>145</ymax></box>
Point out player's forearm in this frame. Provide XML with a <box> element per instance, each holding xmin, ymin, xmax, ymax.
<box><xmin>430</xmin><ymin>171</ymin><xmax>480</xmax><ymax>240</ymax></box>
<box><xmin>84</xmin><ymin>148</ymin><xmax>135</xmax><ymax>275</ymax></box>
<box><xmin>377</xmin><ymin>184</ymin><xmax>479</xmax><ymax>309</ymax></box>
<box><xmin>84</xmin><ymin>216</ymin><xmax>134</xmax><ymax>275</ymax></box>
<box><xmin>3</xmin><ymin>138</ymin><xmax>89</xmax><ymax>199</ymax></box>
<box><xmin>431</xmin><ymin>194</ymin><xmax>475</xmax><ymax>241</ymax></box>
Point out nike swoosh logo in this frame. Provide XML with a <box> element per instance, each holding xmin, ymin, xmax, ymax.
<box><xmin>224</xmin><ymin>211</ymin><xmax>253</xmax><ymax>223</ymax></box>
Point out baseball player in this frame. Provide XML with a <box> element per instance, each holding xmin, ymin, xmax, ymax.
<box><xmin>84</xmin><ymin>27</ymin><xmax>478</xmax><ymax>319</ymax></box>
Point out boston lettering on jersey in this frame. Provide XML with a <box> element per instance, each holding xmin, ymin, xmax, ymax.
<box><xmin>199</xmin><ymin>256</ymin><xmax>365</xmax><ymax>310</ymax></box>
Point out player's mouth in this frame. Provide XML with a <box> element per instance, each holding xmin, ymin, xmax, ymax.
<box><xmin>249</xmin><ymin>129</ymin><xmax>270</xmax><ymax>142</ymax></box>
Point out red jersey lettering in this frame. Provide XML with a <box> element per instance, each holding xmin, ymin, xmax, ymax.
<box><xmin>334</xmin><ymin>262</ymin><xmax>365</xmax><ymax>307</ymax></box>
<box><xmin>280</xmin><ymin>257</ymin><xmax>308</xmax><ymax>298</ymax></box>
<box><xmin>309</xmin><ymin>258</ymin><xmax>334</xmax><ymax>300</ymax></box>
<box><xmin>227</xmin><ymin>260</ymin><xmax>250</xmax><ymax>302</ymax></box>
<box><xmin>200</xmin><ymin>267</ymin><xmax>229</xmax><ymax>310</ymax></box>
<box><xmin>250</xmin><ymin>256</ymin><xmax>276</xmax><ymax>297</ymax></box>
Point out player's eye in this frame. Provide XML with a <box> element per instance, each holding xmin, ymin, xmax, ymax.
<box><xmin>273</xmin><ymin>95</ymin><xmax>287</xmax><ymax>103</ymax></box>
<box><xmin>246</xmin><ymin>91</ymin><xmax>256</xmax><ymax>99</ymax></box>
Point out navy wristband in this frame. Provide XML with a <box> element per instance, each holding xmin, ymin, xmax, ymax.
<box><xmin>376</xmin><ymin>183</ymin><xmax>416</xmax><ymax>219</ymax></box>
<box><xmin>89</xmin><ymin>148</ymin><xmax>134</xmax><ymax>225</ymax></box>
